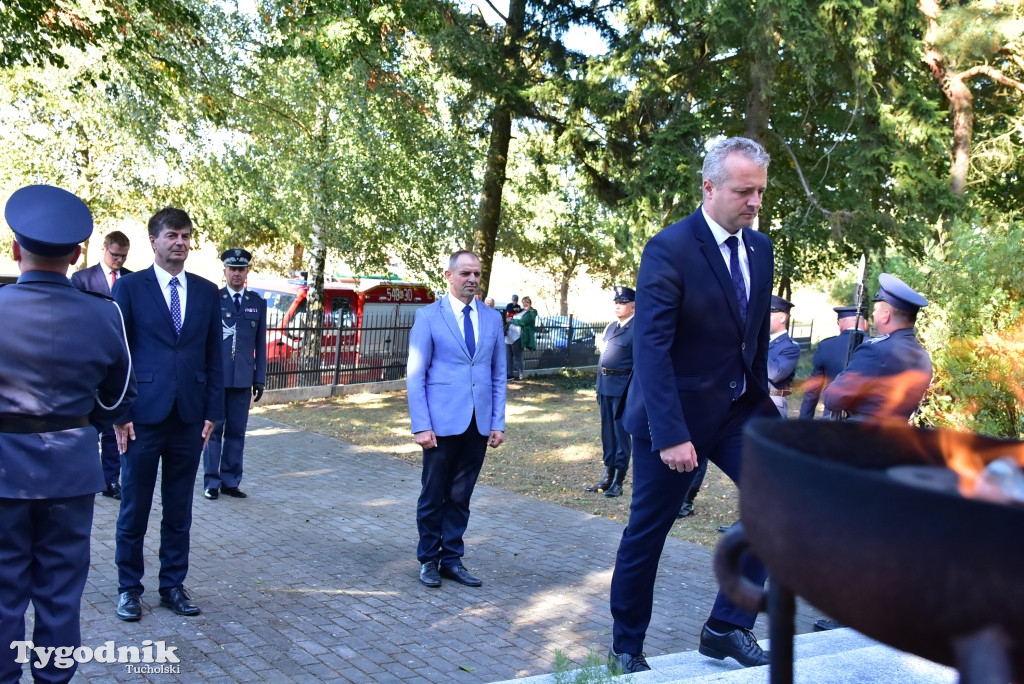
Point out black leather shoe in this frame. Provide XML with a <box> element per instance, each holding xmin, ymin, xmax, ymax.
<box><xmin>699</xmin><ymin>625</ymin><xmax>769</xmax><ymax>667</ymax></box>
<box><xmin>116</xmin><ymin>590</ymin><xmax>142</xmax><ymax>621</ymax></box>
<box><xmin>160</xmin><ymin>587</ymin><xmax>201</xmax><ymax>616</ymax></box>
<box><xmin>440</xmin><ymin>564</ymin><xmax>482</xmax><ymax>587</ymax></box>
<box><xmin>204</xmin><ymin>488</ymin><xmax>219</xmax><ymax>500</ymax></box>
<box><xmin>419</xmin><ymin>561</ymin><xmax>441</xmax><ymax>587</ymax></box>
<box><xmin>814</xmin><ymin>618</ymin><xmax>845</xmax><ymax>631</ymax></box>
<box><xmin>604</xmin><ymin>482</ymin><xmax>623</xmax><ymax>497</ymax></box>
<box><xmin>717</xmin><ymin>523</ymin><xmax>734</xmax><ymax>533</ymax></box>
<box><xmin>221</xmin><ymin>486</ymin><xmax>247</xmax><ymax>498</ymax></box>
<box><xmin>584</xmin><ymin>468</ymin><xmax>614</xmax><ymax>493</ymax></box>
<box><xmin>102</xmin><ymin>482</ymin><xmax>121</xmax><ymax>500</ymax></box>
<box><xmin>677</xmin><ymin>501</ymin><xmax>695</xmax><ymax>518</ymax></box>
<box><xmin>607</xmin><ymin>646</ymin><xmax>650</xmax><ymax>674</ymax></box>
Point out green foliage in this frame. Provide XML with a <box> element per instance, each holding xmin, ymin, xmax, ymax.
<box><xmin>553</xmin><ymin>648</ymin><xmax>630</xmax><ymax>684</ymax></box>
<box><xmin>914</xmin><ymin>217</ymin><xmax>1024</xmax><ymax>438</ymax></box>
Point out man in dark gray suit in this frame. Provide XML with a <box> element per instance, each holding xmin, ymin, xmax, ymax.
<box><xmin>609</xmin><ymin>137</ymin><xmax>780</xmax><ymax>673</ymax></box>
<box><xmin>71</xmin><ymin>230</ymin><xmax>132</xmax><ymax>499</ymax></box>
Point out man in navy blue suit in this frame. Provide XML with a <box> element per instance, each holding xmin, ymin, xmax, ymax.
<box><xmin>112</xmin><ymin>207</ymin><xmax>224</xmax><ymax>621</ymax></box>
<box><xmin>1</xmin><ymin>185</ymin><xmax>135</xmax><ymax>683</ymax></box>
<box><xmin>203</xmin><ymin>248</ymin><xmax>267</xmax><ymax>500</ymax></box>
<box><xmin>609</xmin><ymin>137</ymin><xmax>780</xmax><ymax>673</ymax></box>
<box><xmin>71</xmin><ymin>230</ymin><xmax>133</xmax><ymax>499</ymax></box>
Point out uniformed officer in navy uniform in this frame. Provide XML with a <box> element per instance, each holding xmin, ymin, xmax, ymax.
<box><xmin>585</xmin><ymin>286</ymin><xmax>635</xmax><ymax>498</ymax></box>
<box><xmin>767</xmin><ymin>295</ymin><xmax>802</xmax><ymax>418</ymax></box>
<box><xmin>203</xmin><ymin>248</ymin><xmax>267</xmax><ymax>500</ymax></box>
<box><xmin>799</xmin><ymin>305</ymin><xmax>868</xmax><ymax>420</ymax></box>
<box><xmin>823</xmin><ymin>273</ymin><xmax>932</xmax><ymax>421</ymax></box>
<box><xmin>0</xmin><ymin>185</ymin><xmax>136</xmax><ymax>683</ymax></box>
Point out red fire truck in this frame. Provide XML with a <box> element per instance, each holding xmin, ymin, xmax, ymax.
<box><xmin>248</xmin><ymin>274</ymin><xmax>436</xmax><ymax>386</ymax></box>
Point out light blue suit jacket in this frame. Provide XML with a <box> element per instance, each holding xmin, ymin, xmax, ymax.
<box><xmin>406</xmin><ymin>298</ymin><xmax>506</xmax><ymax>437</ymax></box>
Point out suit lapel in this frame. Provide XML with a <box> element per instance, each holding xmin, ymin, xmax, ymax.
<box><xmin>694</xmin><ymin>215</ymin><xmax>745</xmax><ymax>332</ymax></box>
<box><xmin>142</xmin><ymin>266</ymin><xmax>178</xmax><ymax>335</ymax></box>
<box><xmin>439</xmin><ymin>299</ymin><xmax>474</xmax><ymax>359</ymax></box>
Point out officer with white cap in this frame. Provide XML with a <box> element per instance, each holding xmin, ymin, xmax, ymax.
<box><xmin>0</xmin><ymin>184</ymin><xmax>136</xmax><ymax>682</ymax></box>
<box><xmin>823</xmin><ymin>273</ymin><xmax>932</xmax><ymax>421</ymax></box>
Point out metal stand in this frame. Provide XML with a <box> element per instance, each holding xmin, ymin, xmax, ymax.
<box><xmin>767</xmin><ymin>579</ymin><xmax>796</xmax><ymax>684</ymax></box>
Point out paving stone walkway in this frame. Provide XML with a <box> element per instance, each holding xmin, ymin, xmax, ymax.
<box><xmin>49</xmin><ymin>416</ymin><xmax>823</xmax><ymax>683</ymax></box>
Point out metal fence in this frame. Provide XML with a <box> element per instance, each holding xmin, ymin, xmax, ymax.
<box><xmin>265</xmin><ymin>311</ymin><xmax>609</xmax><ymax>390</ymax></box>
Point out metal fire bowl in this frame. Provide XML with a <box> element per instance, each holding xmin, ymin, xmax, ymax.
<box><xmin>739</xmin><ymin>419</ymin><xmax>1024</xmax><ymax>674</ymax></box>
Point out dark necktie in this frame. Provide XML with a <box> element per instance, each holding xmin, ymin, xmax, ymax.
<box><xmin>233</xmin><ymin>292</ymin><xmax>241</xmax><ymax>312</ymax></box>
<box><xmin>725</xmin><ymin>235</ymin><xmax>747</xmax><ymax>322</ymax></box>
<box><xmin>169</xmin><ymin>276</ymin><xmax>182</xmax><ymax>334</ymax></box>
<box><xmin>462</xmin><ymin>305</ymin><xmax>475</xmax><ymax>357</ymax></box>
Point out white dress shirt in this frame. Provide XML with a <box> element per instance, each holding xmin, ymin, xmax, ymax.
<box><xmin>703</xmin><ymin>208</ymin><xmax>751</xmax><ymax>299</ymax></box>
<box><xmin>153</xmin><ymin>265</ymin><xmax>188</xmax><ymax>324</ymax></box>
<box><xmin>446</xmin><ymin>293</ymin><xmax>479</xmax><ymax>348</ymax></box>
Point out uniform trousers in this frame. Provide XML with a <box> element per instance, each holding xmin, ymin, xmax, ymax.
<box><xmin>203</xmin><ymin>387</ymin><xmax>252</xmax><ymax>490</ymax></box>
<box><xmin>416</xmin><ymin>421</ymin><xmax>487</xmax><ymax>568</ymax></box>
<box><xmin>0</xmin><ymin>495</ymin><xmax>93</xmax><ymax>684</ymax></box>
<box><xmin>610</xmin><ymin>394</ymin><xmax>768</xmax><ymax>654</ymax></box>
<box><xmin>598</xmin><ymin>392</ymin><xmax>632</xmax><ymax>471</ymax></box>
<box><xmin>115</xmin><ymin>408</ymin><xmax>203</xmax><ymax>595</ymax></box>
<box><xmin>100</xmin><ymin>426</ymin><xmax>121</xmax><ymax>486</ymax></box>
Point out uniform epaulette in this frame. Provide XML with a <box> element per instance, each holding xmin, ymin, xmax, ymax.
<box><xmin>867</xmin><ymin>334</ymin><xmax>889</xmax><ymax>344</ymax></box>
<box><xmin>81</xmin><ymin>289</ymin><xmax>115</xmax><ymax>302</ymax></box>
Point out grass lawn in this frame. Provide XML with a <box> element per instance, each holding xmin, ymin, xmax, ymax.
<box><xmin>253</xmin><ymin>369</ymin><xmax>752</xmax><ymax>549</ymax></box>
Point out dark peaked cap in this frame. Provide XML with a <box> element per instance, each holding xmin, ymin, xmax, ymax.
<box><xmin>5</xmin><ymin>185</ymin><xmax>92</xmax><ymax>256</ymax></box>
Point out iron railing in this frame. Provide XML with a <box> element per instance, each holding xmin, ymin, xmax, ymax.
<box><xmin>265</xmin><ymin>311</ymin><xmax>608</xmax><ymax>390</ymax></box>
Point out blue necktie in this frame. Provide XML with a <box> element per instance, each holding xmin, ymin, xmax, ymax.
<box><xmin>233</xmin><ymin>292</ymin><xmax>241</xmax><ymax>313</ymax></box>
<box><xmin>169</xmin><ymin>276</ymin><xmax>182</xmax><ymax>334</ymax></box>
<box><xmin>725</xmin><ymin>236</ymin><xmax>747</xmax><ymax>322</ymax></box>
<box><xmin>462</xmin><ymin>305</ymin><xmax>475</xmax><ymax>357</ymax></box>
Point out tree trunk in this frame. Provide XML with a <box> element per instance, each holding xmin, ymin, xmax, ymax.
<box><xmin>559</xmin><ymin>270</ymin><xmax>570</xmax><ymax>316</ymax></box>
<box><xmin>473</xmin><ymin>103</ymin><xmax>512</xmax><ymax>295</ymax></box>
<box><xmin>743</xmin><ymin>0</ymin><xmax>779</xmax><ymax>145</ymax></box>
<box><xmin>471</xmin><ymin>0</ymin><xmax>526</xmax><ymax>295</ymax></box>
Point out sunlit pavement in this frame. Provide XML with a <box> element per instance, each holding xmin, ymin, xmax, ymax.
<box><xmin>53</xmin><ymin>415</ymin><xmax>823</xmax><ymax>682</ymax></box>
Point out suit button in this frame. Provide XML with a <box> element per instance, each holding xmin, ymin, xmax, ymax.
<box><xmin>171</xmin><ymin>375</ymin><xmax>177</xmax><ymax>380</ymax></box>
<box><xmin>741</xmin><ymin>343</ymin><xmax>746</xmax><ymax>350</ymax></box>
<box><xmin>729</xmin><ymin>381</ymin><xmax>737</xmax><ymax>389</ymax></box>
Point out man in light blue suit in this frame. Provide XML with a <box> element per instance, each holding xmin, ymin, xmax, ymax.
<box><xmin>407</xmin><ymin>250</ymin><xmax>506</xmax><ymax>588</ymax></box>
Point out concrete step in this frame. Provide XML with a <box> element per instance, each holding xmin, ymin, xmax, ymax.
<box><xmin>487</xmin><ymin>629</ymin><xmax>957</xmax><ymax>684</ymax></box>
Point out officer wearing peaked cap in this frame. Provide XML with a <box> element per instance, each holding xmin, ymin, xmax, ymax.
<box><xmin>1</xmin><ymin>185</ymin><xmax>136</xmax><ymax>682</ymax></box>
<box><xmin>767</xmin><ymin>295</ymin><xmax>801</xmax><ymax>418</ymax></box>
<box><xmin>823</xmin><ymin>273</ymin><xmax>933</xmax><ymax>422</ymax></box>
<box><xmin>799</xmin><ymin>305</ymin><xmax>869</xmax><ymax>420</ymax></box>
<box><xmin>203</xmin><ymin>248</ymin><xmax>267</xmax><ymax>500</ymax></box>
<box><xmin>585</xmin><ymin>286</ymin><xmax>636</xmax><ymax>498</ymax></box>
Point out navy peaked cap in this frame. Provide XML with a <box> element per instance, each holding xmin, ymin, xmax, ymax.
<box><xmin>220</xmin><ymin>248</ymin><xmax>253</xmax><ymax>267</ymax></box>
<box><xmin>770</xmin><ymin>295</ymin><xmax>794</xmax><ymax>313</ymax></box>
<box><xmin>613</xmin><ymin>286</ymin><xmax>635</xmax><ymax>303</ymax></box>
<box><xmin>833</xmin><ymin>305</ymin><xmax>866</xmax><ymax>319</ymax></box>
<box><xmin>5</xmin><ymin>185</ymin><xmax>92</xmax><ymax>256</ymax></box>
<box><xmin>872</xmin><ymin>273</ymin><xmax>928</xmax><ymax>313</ymax></box>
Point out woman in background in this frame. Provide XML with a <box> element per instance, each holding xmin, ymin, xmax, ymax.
<box><xmin>506</xmin><ymin>296</ymin><xmax>538</xmax><ymax>380</ymax></box>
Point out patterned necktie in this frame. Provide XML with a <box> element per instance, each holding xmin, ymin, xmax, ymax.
<box><xmin>169</xmin><ymin>276</ymin><xmax>182</xmax><ymax>334</ymax></box>
<box><xmin>109</xmin><ymin>270</ymin><xmax>117</xmax><ymax>290</ymax></box>
<box><xmin>462</xmin><ymin>305</ymin><xmax>475</xmax><ymax>357</ymax></box>
<box><xmin>725</xmin><ymin>235</ymin><xmax>747</xmax><ymax>322</ymax></box>
<box><xmin>233</xmin><ymin>292</ymin><xmax>241</xmax><ymax>313</ymax></box>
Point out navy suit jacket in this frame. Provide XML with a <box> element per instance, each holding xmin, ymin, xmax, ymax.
<box><xmin>622</xmin><ymin>208</ymin><xmax>775</xmax><ymax>450</ymax></box>
<box><xmin>70</xmin><ymin>262</ymin><xmax>132</xmax><ymax>295</ymax></box>
<box><xmin>112</xmin><ymin>266</ymin><xmax>224</xmax><ymax>425</ymax></box>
